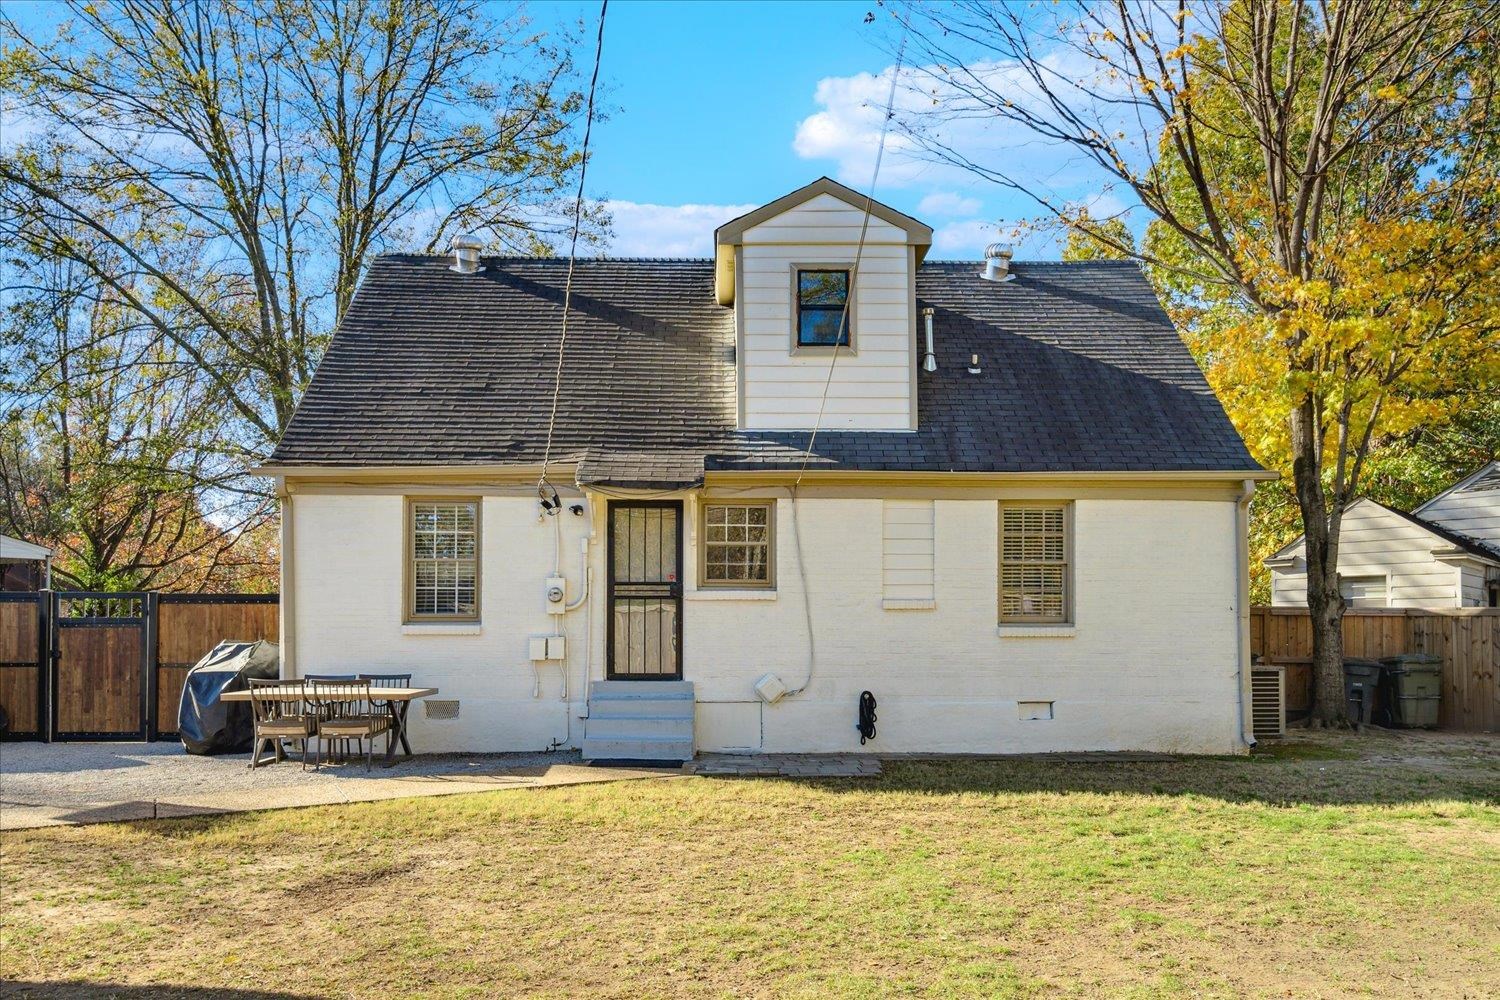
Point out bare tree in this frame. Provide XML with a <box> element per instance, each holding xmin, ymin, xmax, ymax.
<box><xmin>896</xmin><ymin>0</ymin><xmax>1500</xmax><ymax>723</ymax></box>
<box><xmin>1</xmin><ymin>0</ymin><xmax>604</xmax><ymax>454</ymax></box>
<box><xmin>0</xmin><ymin>244</ymin><xmax>272</xmax><ymax>590</ymax></box>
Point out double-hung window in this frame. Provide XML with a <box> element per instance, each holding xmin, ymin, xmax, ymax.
<box><xmin>407</xmin><ymin>499</ymin><xmax>480</xmax><ymax>621</ymax></box>
<box><xmin>998</xmin><ymin>503</ymin><xmax>1071</xmax><ymax>624</ymax></box>
<box><xmin>795</xmin><ymin>269</ymin><xmax>852</xmax><ymax>347</ymax></box>
<box><xmin>700</xmin><ymin>500</ymin><xmax>775</xmax><ymax>588</ymax></box>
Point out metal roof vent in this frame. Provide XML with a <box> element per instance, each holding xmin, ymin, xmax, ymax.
<box><xmin>449</xmin><ymin>235</ymin><xmax>485</xmax><ymax>275</ymax></box>
<box><xmin>980</xmin><ymin>243</ymin><xmax>1014</xmax><ymax>283</ymax></box>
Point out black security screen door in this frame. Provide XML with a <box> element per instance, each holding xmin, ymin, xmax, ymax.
<box><xmin>607</xmin><ymin>501</ymin><xmax>682</xmax><ymax>680</ymax></box>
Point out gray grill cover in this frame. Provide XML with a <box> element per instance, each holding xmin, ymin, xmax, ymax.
<box><xmin>177</xmin><ymin>640</ymin><xmax>280</xmax><ymax>755</ymax></box>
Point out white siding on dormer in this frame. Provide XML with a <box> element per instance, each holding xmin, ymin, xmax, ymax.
<box><xmin>737</xmin><ymin>193</ymin><xmax>914</xmax><ymax>430</ymax></box>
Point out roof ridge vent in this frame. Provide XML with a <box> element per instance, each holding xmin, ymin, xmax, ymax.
<box><xmin>449</xmin><ymin>235</ymin><xmax>486</xmax><ymax>275</ymax></box>
<box><xmin>980</xmin><ymin>243</ymin><xmax>1014</xmax><ymax>283</ymax></box>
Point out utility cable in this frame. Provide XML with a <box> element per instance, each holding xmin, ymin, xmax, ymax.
<box><xmin>538</xmin><ymin>0</ymin><xmax>608</xmax><ymax>505</ymax></box>
<box><xmin>785</xmin><ymin>33</ymin><xmax>907</xmax><ymax>698</ymax></box>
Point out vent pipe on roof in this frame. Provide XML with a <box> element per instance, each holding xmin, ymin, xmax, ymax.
<box><xmin>980</xmin><ymin>243</ymin><xmax>1014</xmax><ymax>283</ymax></box>
<box><xmin>449</xmin><ymin>235</ymin><xmax>485</xmax><ymax>275</ymax></box>
<box><xmin>920</xmin><ymin>307</ymin><xmax>937</xmax><ymax>372</ymax></box>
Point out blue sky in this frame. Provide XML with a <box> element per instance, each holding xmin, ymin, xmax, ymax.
<box><xmin>7</xmin><ymin>0</ymin><xmax>1118</xmax><ymax>260</ymax></box>
<box><xmin>537</xmin><ymin>0</ymin><xmax>1101</xmax><ymax>259</ymax></box>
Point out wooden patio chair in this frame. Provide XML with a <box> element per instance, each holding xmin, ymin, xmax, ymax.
<box><xmin>307</xmin><ymin>678</ymin><xmax>391</xmax><ymax>772</ymax></box>
<box><xmin>247</xmin><ymin>677</ymin><xmax>315</xmax><ymax>770</ymax></box>
<box><xmin>303</xmin><ymin>674</ymin><xmax>358</xmax><ymax>758</ymax></box>
<box><xmin>358</xmin><ymin>673</ymin><xmax>411</xmax><ymax>711</ymax></box>
<box><xmin>359</xmin><ymin>673</ymin><xmax>414</xmax><ymax>757</ymax></box>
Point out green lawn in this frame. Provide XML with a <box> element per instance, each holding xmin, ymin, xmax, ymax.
<box><xmin>3</xmin><ymin>731</ymin><xmax>1498</xmax><ymax>999</ymax></box>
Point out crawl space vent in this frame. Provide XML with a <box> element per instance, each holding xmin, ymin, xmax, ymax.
<box><xmin>425</xmin><ymin>700</ymin><xmax>460</xmax><ymax>720</ymax></box>
<box><xmin>1250</xmin><ymin>666</ymin><xmax>1284</xmax><ymax>739</ymax></box>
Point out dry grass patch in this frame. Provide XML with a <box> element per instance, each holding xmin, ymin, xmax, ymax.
<box><xmin>2</xmin><ymin>734</ymin><xmax>1498</xmax><ymax>998</ymax></box>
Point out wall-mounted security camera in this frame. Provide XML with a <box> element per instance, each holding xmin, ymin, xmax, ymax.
<box><xmin>569</xmin><ymin>503</ymin><xmax>585</xmax><ymax>516</ymax></box>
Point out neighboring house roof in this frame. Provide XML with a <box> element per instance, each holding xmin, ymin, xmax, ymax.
<box><xmin>1376</xmin><ymin>500</ymin><xmax>1500</xmax><ymax>564</ymax></box>
<box><xmin>266</xmin><ymin>256</ymin><xmax>1260</xmax><ymax>478</ymax></box>
<box><xmin>1415</xmin><ymin>460</ymin><xmax>1500</xmax><ymax>512</ymax></box>
<box><xmin>1265</xmin><ymin>496</ymin><xmax>1500</xmax><ymax>566</ymax></box>
<box><xmin>0</xmin><ymin>534</ymin><xmax>51</xmax><ymax>561</ymax></box>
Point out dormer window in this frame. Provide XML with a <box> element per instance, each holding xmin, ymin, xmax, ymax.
<box><xmin>796</xmin><ymin>269</ymin><xmax>851</xmax><ymax>348</ymax></box>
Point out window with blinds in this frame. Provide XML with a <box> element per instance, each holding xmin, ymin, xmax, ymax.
<box><xmin>700</xmin><ymin>500</ymin><xmax>775</xmax><ymax>588</ymax></box>
<box><xmin>998</xmin><ymin>504</ymin><xmax>1070</xmax><ymax>624</ymax></box>
<box><xmin>407</xmin><ymin>499</ymin><xmax>479</xmax><ymax>621</ymax></box>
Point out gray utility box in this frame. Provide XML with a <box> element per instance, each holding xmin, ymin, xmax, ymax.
<box><xmin>1380</xmin><ymin>653</ymin><xmax>1443</xmax><ymax>729</ymax></box>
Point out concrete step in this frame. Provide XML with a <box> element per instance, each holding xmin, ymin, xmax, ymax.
<box><xmin>581</xmin><ymin>736</ymin><xmax>694</xmax><ymax>762</ymax></box>
<box><xmin>583</xmin><ymin>681</ymin><xmax>695</xmax><ymax>762</ymax></box>
<box><xmin>587</xmin><ymin>698</ymin><xmax>695</xmax><ymax>720</ymax></box>
<box><xmin>588</xmin><ymin>680</ymin><xmax>694</xmax><ymax>700</ymax></box>
<box><xmin>583</xmin><ymin>716</ymin><xmax>694</xmax><ymax>740</ymax></box>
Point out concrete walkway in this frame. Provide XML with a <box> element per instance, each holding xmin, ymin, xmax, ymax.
<box><xmin>0</xmin><ymin>742</ymin><xmax>678</xmax><ymax>831</ymax></box>
<box><xmin>685</xmin><ymin>753</ymin><xmax>883</xmax><ymax>777</ymax></box>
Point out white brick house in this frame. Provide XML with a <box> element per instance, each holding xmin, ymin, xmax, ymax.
<box><xmin>258</xmin><ymin>178</ymin><xmax>1270</xmax><ymax>758</ymax></box>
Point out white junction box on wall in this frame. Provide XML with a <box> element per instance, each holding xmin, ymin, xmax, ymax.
<box><xmin>529</xmin><ymin>635</ymin><xmax>566</xmax><ymax>660</ymax></box>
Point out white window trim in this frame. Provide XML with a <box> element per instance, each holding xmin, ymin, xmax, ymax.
<box><xmin>401</xmin><ymin>624</ymin><xmax>483</xmax><ymax>636</ymax></box>
<box><xmin>998</xmin><ymin>625</ymin><xmax>1077</xmax><ymax>638</ymax></box>
<box><xmin>685</xmin><ymin>589</ymin><xmax>778</xmax><ymax>602</ymax></box>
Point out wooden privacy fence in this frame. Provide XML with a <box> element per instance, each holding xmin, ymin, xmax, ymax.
<box><xmin>0</xmin><ymin>592</ymin><xmax>278</xmax><ymax>742</ymax></box>
<box><xmin>1252</xmin><ymin>607</ymin><xmax>1500</xmax><ymax>732</ymax></box>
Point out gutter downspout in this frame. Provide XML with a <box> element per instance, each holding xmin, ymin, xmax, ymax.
<box><xmin>278</xmin><ymin>479</ymin><xmax>297</xmax><ymax>679</ymax></box>
<box><xmin>1235</xmin><ymin>478</ymin><xmax>1256</xmax><ymax>750</ymax></box>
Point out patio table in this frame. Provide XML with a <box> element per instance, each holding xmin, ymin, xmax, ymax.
<box><xmin>220</xmin><ymin>684</ymin><xmax>436</xmax><ymax>767</ymax></box>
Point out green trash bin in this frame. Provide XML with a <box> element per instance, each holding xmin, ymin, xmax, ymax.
<box><xmin>1380</xmin><ymin>653</ymin><xmax>1442</xmax><ymax>729</ymax></box>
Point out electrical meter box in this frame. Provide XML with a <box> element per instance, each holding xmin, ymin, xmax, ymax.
<box><xmin>545</xmin><ymin>576</ymin><xmax>567</xmax><ymax>614</ymax></box>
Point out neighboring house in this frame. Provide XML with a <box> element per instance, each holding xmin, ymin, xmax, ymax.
<box><xmin>1265</xmin><ymin>461</ymin><xmax>1500</xmax><ymax>610</ymax></box>
<box><xmin>257</xmin><ymin>177</ymin><xmax>1269</xmax><ymax>759</ymax></box>
<box><xmin>0</xmin><ymin>534</ymin><xmax>51</xmax><ymax>592</ymax></box>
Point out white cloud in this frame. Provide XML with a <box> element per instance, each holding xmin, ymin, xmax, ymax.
<box><xmin>930</xmin><ymin>219</ymin><xmax>1006</xmax><ymax>259</ymax></box>
<box><xmin>602</xmin><ymin>200</ymin><xmax>758</xmax><ymax>258</ymax></box>
<box><xmin>793</xmin><ymin>45</ymin><xmax>1146</xmax><ymax>202</ymax></box>
<box><xmin>917</xmin><ymin>192</ymin><xmax>982</xmax><ymax>217</ymax></box>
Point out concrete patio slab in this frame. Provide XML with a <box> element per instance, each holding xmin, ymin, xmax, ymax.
<box><xmin>0</xmin><ymin>742</ymin><xmax>679</xmax><ymax>831</ymax></box>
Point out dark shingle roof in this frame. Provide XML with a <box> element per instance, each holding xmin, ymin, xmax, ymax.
<box><xmin>268</xmin><ymin>256</ymin><xmax>1259</xmax><ymax>476</ymax></box>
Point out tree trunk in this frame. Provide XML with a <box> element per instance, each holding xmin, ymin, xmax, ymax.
<box><xmin>1291</xmin><ymin>398</ymin><xmax>1349</xmax><ymax>726</ymax></box>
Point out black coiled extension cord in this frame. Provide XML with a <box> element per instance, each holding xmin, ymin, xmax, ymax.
<box><xmin>857</xmin><ymin>690</ymin><xmax>877</xmax><ymax>744</ymax></box>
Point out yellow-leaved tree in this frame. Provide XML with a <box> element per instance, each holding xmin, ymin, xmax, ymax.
<box><xmin>901</xmin><ymin>0</ymin><xmax>1500</xmax><ymax>723</ymax></box>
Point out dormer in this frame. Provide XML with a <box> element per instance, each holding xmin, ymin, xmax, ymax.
<box><xmin>715</xmin><ymin>178</ymin><xmax>933</xmax><ymax>431</ymax></box>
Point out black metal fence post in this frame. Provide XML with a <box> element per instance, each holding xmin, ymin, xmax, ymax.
<box><xmin>144</xmin><ymin>591</ymin><xmax>159</xmax><ymax>741</ymax></box>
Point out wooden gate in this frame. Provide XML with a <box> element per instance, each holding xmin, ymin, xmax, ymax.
<box><xmin>0</xmin><ymin>593</ymin><xmax>47</xmax><ymax>740</ymax></box>
<box><xmin>51</xmin><ymin>592</ymin><xmax>151</xmax><ymax>740</ymax></box>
